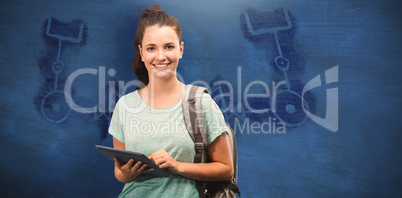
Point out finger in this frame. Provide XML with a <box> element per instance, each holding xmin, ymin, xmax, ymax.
<box><xmin>149</xmin><ymin>149</ymin><xmax>167</xmax><ymax>159</ymax></box>
<box><xmin>158</xmin><ymin>161</ymin><xmax>170</xmax><ymax>169</ymax></box>
<box><xmin>156</xmin><ymin>150</ymin><xmax>168</xmax><ymax>157</ymax></box>
<box><xmin>150</xmin><ymin>153</ymin><xmax>167</xmax><ymax>164</ymax></box>
<box><xmin>153</xmin><ymin>158</ymin><xmax>165</xmax><ymax>167</ymax></box>
<box><xmin>138</xmin><ymin>163</ymin><xmax>148</xmax><ymax>172</ymax></box>
<box><xmin>131</xmin><ymin>161</ymin><xmax>142</xmax><ymax>171</ymax></box>
<box><xmin>148</xmin><ymin>153</ymin><xmax>159</xmax><ymax>162</ymax></box>
<box><xmin>126</xmin><ymin>159</ymin><xmax>135</xmax><ymax>167</ymax></box>
<box><xmin>114</xmin><ymin>158</ymin><xmax>122</xmax><ymax>169</ymax></box>
<box><xmin>159</xmin><ymin>149</ymin><xmax>167</xmax><ymax>154</ymax></box>
<box><xmin>144</xmin><ymin>168</ymin><xmax>154</xmax><ymax>173</ymax></box>
<box><xmin>149</xmin><ymin>155</ymin><xmax>159</xmax><ymax>164</ymax></box>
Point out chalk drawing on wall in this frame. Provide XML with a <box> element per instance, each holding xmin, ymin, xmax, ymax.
<box><xmin>240</xmin><ymin>8</ymin><xmax>315</xmax><ymax>127</ymax></box>
<box><xmin>209</xmin><ymin>75</ymin><xmax>247</xmax><ymax>125</ymax></box>
<box><xmin>34</xmin><ymin>17</ymin><xmax>88</xmax><ymax>124</ymax></box>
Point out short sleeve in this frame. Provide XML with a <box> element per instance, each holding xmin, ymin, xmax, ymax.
<box><xmin>108</xmin><ymin>98</ymin><xmax>125</xmax><ymax>143</ymax></box>
<box><xmin>201</xmin><ymin>93</ymin><xmax>229</xmax><ymax>145</ymax></box>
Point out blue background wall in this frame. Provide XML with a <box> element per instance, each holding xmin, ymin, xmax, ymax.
<box><xmin>1</xmin><ymin>0</ymin><xmax>401</xmax><ymax>197</ymax></box>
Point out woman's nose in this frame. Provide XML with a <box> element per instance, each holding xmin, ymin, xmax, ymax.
<box><xmin>156</xmin><ymin>50</ymin><xmax>166</xmax><ymax>60</ymax></box>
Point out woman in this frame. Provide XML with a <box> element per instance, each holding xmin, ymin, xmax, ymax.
<box><xmin>109</xmin><ymin>5</ymin><xmax>233</xmax><ymax>197</ymax></box>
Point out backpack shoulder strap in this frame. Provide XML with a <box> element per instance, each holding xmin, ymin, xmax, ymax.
<box><xmin>183</xmin><ymin>84</ymin><xmax>241</xmax><ymax>197</ymax></box>
<box><xmin>182</xmin><ymin>84</ymin><xmax>209</xmax><ymax>163</ymax></box>
<box><xmin>226</xmin><ymin>125</ymin><xmax>238</xmax><ymax>184</ymax></box>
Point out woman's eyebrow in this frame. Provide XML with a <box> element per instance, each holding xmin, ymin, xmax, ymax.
<box><xmin>143</xmin><ymin>42</ymin><xmax>176</xmax><ymax>47</ymax></box>
<box><xmin>144</xmin><ymin>43</ymin><xmax>156</xmax><ymax>47</ymax></box>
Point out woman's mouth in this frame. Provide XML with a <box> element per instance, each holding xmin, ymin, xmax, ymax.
<box><xmin>153</xmin><ymin>63</ymin><xmax>170</xmax><ymax>69</ymax></box>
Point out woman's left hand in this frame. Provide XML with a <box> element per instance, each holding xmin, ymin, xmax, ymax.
<box><xmin>149</xmin><ymin>149</ymin><xmax>182</xmax><ymax>174</ymax></box>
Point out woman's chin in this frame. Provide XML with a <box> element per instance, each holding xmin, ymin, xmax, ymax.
<box><xmin>149</xmin><ymin>69</ymin><xmax>176</xmax><ymax>80</ymax></box>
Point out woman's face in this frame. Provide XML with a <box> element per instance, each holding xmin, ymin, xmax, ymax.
<box><xmin>139</xmin><ymin>25</ymin><xmax>183</xmax><ymax>81</ymax></box>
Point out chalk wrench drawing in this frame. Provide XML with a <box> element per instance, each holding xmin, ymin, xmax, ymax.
<box><xmin>242</xmin><ymin>8</ymin><xmax>311</xmax><ymax>127</ymax></box>
<box><xmin>41</xmin><ymin>17</ymin><xmax>84</xmax><ymax>123</ymax></box>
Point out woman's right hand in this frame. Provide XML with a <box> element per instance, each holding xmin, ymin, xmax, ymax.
<box><xmin>114</xmin><ymin>158</ymin><xmax>154</xmax><ymax>183</ymax></box>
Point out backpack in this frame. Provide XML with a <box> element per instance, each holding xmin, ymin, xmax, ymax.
<box><xmin>182</xmin><ymin>84</ymin><xmax>241</xmax><ymax>198</ymax></box>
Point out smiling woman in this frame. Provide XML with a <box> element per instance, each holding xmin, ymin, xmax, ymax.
<box><xmin>107</xmin><ymin>5</ymin><xmax>234</xmax><ymax>198</ymax></box>
<box><xmin>132</xmin><ymin>5</ymin><xmax>183</xmax><ymax>86</ymax></box>
<box><xmin>138</xmin><ymin>25</ymin><xmax>183</xmax><ymax>81</ymax></box>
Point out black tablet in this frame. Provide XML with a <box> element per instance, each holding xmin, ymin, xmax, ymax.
<box><xmin>95</xmin><ymin>145</ymin><xmax>169</xmax><ymax>177</ymax></box>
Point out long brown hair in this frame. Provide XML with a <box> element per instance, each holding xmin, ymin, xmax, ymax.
<box><xmin>132</xmin><ymin>5</ymin><xmax>183</xmax><ymax>86</ymax></box>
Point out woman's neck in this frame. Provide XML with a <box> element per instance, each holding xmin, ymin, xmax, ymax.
<box><xmin>140</xmin><ymin>76</ymin><xmax>184</xmax><ymax>110</ymax></box>
<box><xmin>147</xmin><ymin>77</ymin><xmax>181</xmax><ymax>97</ymax></box>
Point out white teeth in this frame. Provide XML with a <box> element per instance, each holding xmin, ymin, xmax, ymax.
<box><xmin>154</xmin><ymin>64</ymin><xmax>169</xmax><ymax>68</ymax></box>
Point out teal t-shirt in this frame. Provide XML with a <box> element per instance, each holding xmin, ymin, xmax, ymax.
<box><xmin>108</xmin><ymin>90</ymin><xmax>229</xmax><ymax>198</ymax></box>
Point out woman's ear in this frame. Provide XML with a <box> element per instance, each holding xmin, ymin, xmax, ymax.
<box><xmin>179</xmin><ymin>41</ymin><xmax>184</xmax><ymax>59</ymax></box>
<box><xmin>138</xmin><ymin>45</ymin><xmax>143</xmax><ymax>61</ymax></box>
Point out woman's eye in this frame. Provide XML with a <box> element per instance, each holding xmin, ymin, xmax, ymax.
<box><xmin>166</xmin><ymin>46</ymin><xmax>174</xmax><ymax>50</ymax></box>
<box><xmin>147</xmin><ymin>47</ymin><xmax>155</xmax><ymax>51</ymax></box>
